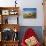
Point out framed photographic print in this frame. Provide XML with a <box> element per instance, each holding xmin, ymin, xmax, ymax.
<box><xmin>23</xmin><ymin>8</ymin><xmax>37</xmax><ymax>18</ymax></box>
<box><xmin>2</xmin><ymin>10</ymin><xmax>9</xmax><ymax>15</ymax></box>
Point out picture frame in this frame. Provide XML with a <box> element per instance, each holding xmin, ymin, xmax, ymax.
<box><xmin>23</xmin><ymin>8</ymin><xmax>37</xmax><ymax>18</ymax></box>
<box><xmin>9</xmin><ymin>10</ymin><xmax>18</xmax><ymax>15</ymax></box>
<box><xmin>2</xmin><ymin>10</ymin><xmax>9</xmax><ymax>15</ymax></box>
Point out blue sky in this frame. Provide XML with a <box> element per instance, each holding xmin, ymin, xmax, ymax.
<box><xmin>23</xmin><ymin>8</ymin><xmax>36</xmax><ymax>13</ymax></box>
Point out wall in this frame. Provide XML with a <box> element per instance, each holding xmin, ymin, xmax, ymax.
<box><xmin>0</xmin><ymin>0</ymin><xmax>15</xmax><ymax>7</ymax></box>
<box><xmin>0</xmin><ymin>0</ymin><xmax>44</xmax><ymax>26</ymax></box>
